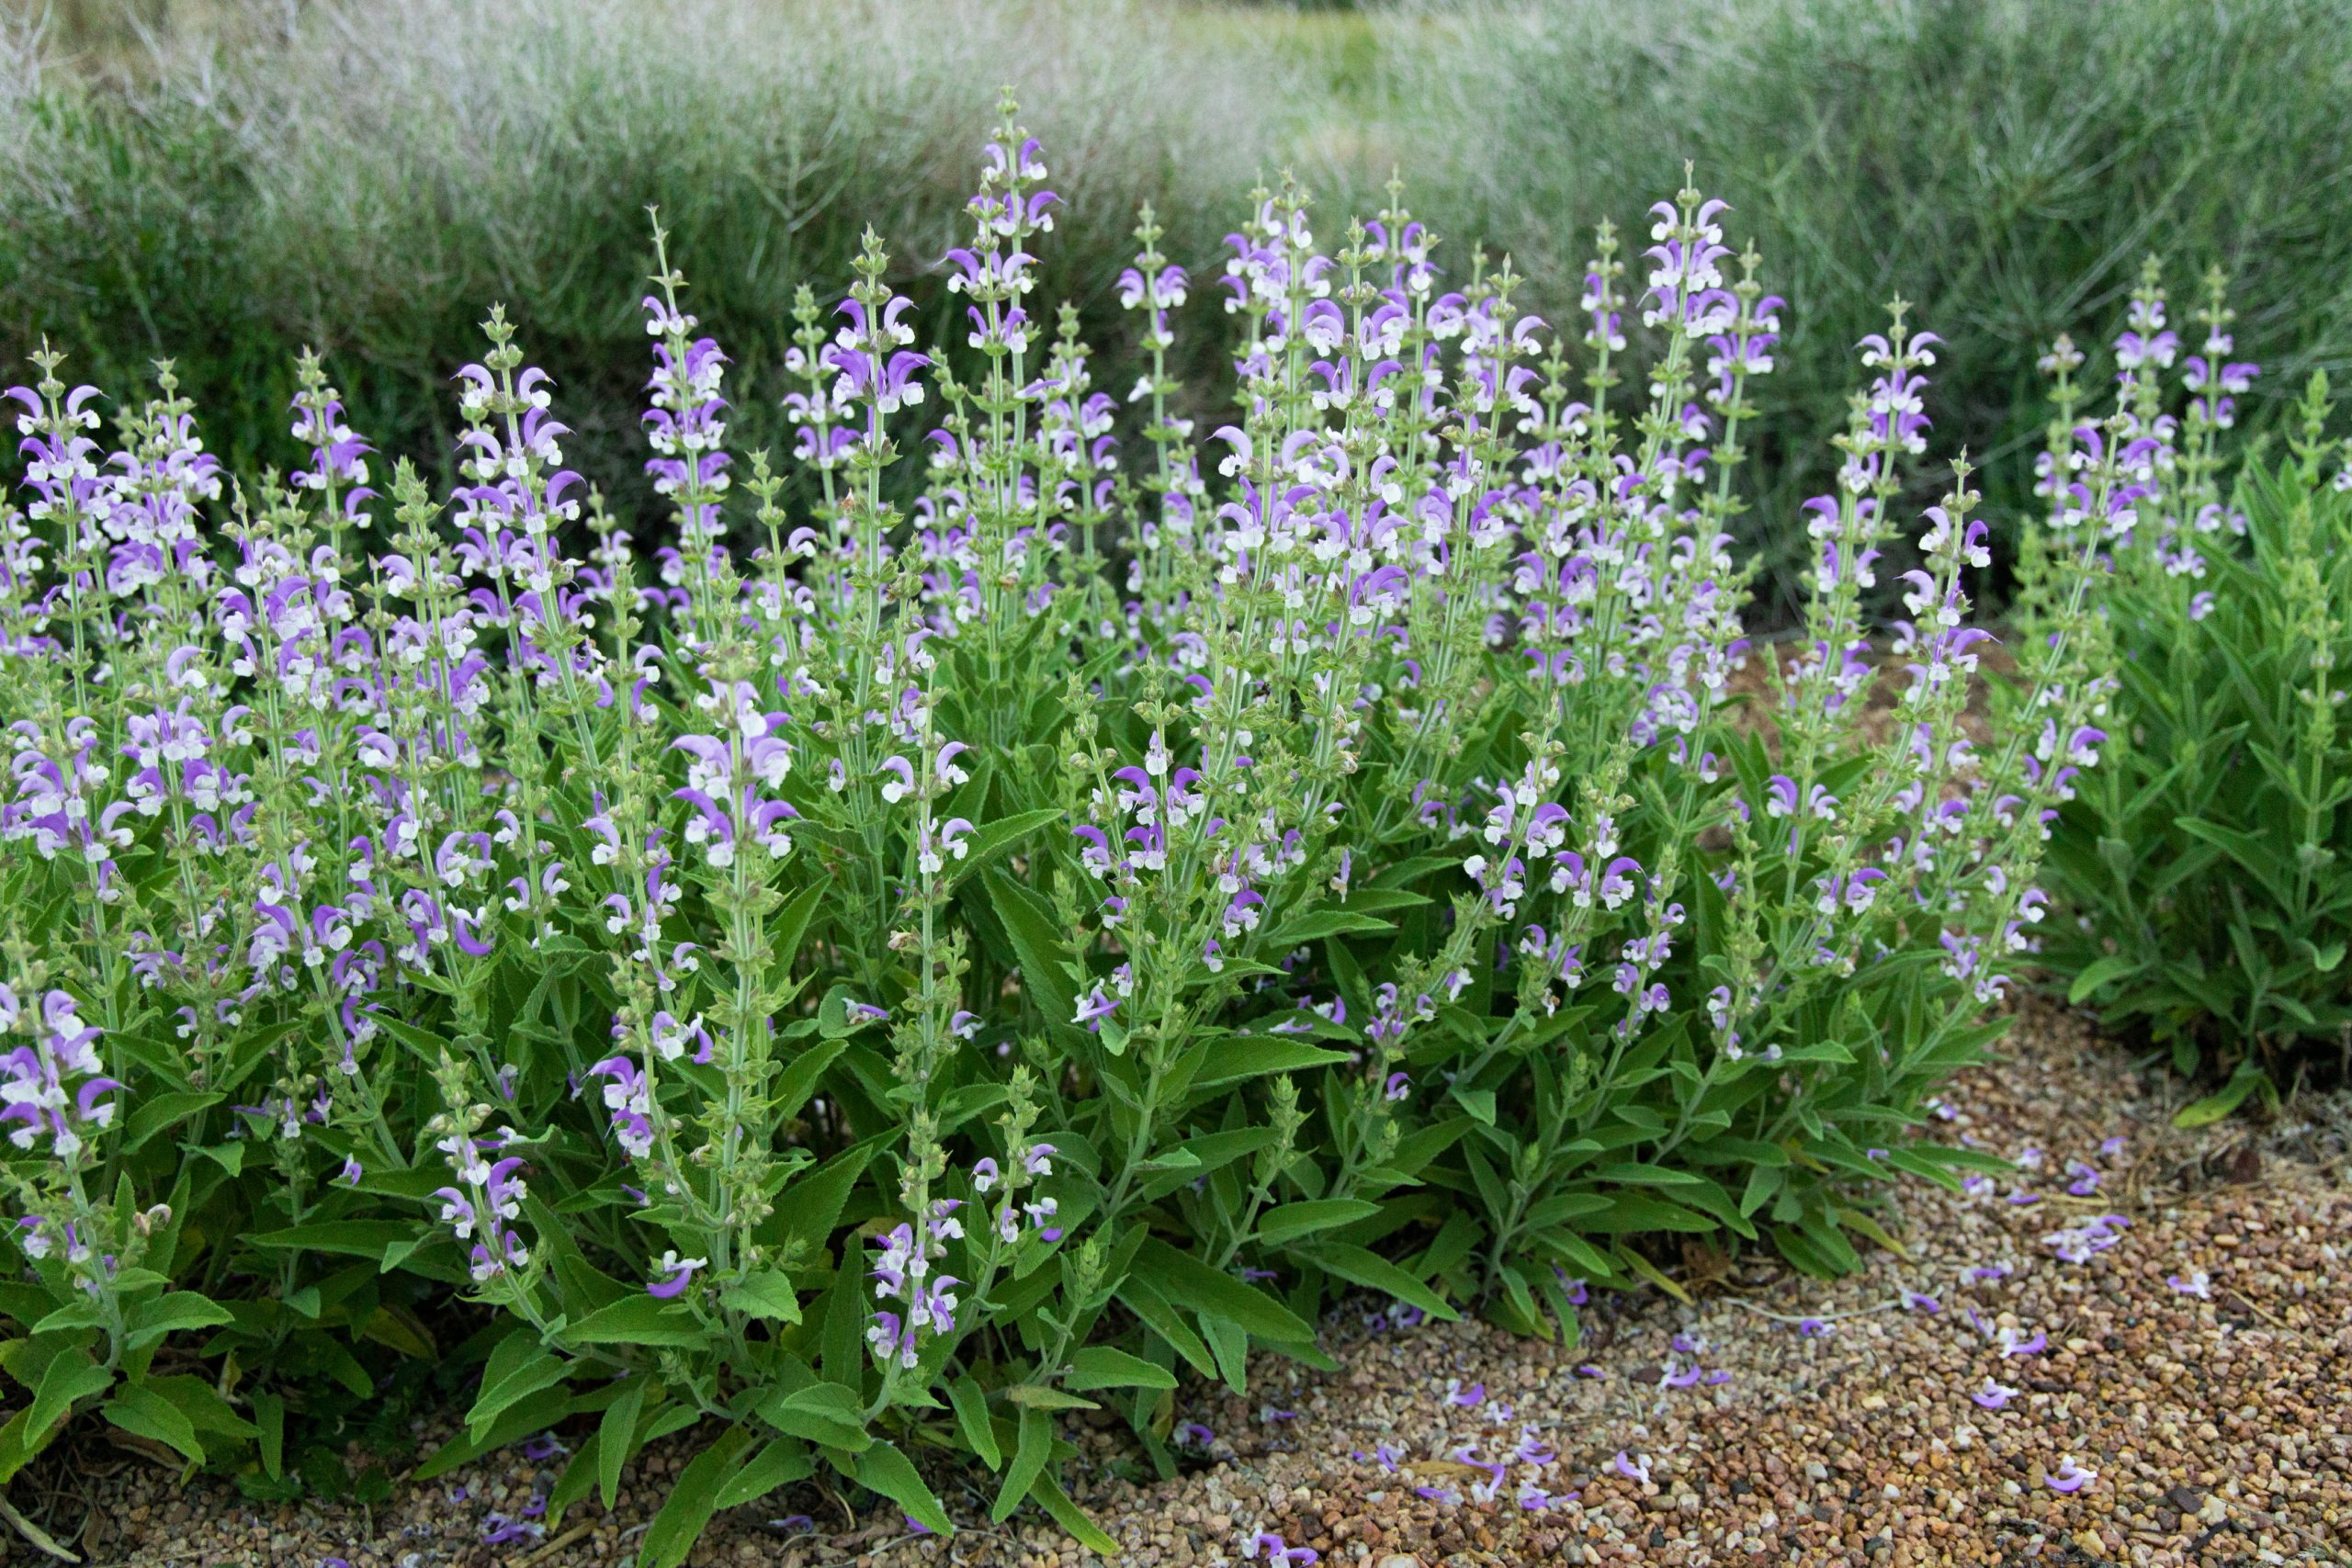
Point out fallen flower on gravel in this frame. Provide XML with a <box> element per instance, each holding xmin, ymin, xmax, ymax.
<box><xmin>1613</xmin><ymin>1450</ymin><xmax>1652</xmax><ymax>1483</ymax></box>
<box><xmin>2168</xmin><ymin>1269</ymin><xmax>2212</xmax><ymax>1298</ymax></box>
<box><xmin>1576</xmin><ymin>1363</ymin><xmax>1606</xmax><ymax>1377</ymax></box>
<box><xmin>1514</xmin><ymin>1427</ymin><xmax>1556</xmax><ymax>1465</ymax></box>
<box><xmin>1555</xmin><ymin>1271</ymin><xmax>1589</xmax><ymax>1305</ymax></box>
<box><xmin>520</xmin><ymin>1433</ymin><xmax>565</xmax><ymax>1461</ymax></box>
<box><xmin>1962</xmin><ymin>1264</ymin><xmax>2009</xmax><ymax>1284</ymax></box>
<box><xmin>1260</xmin><ymin>1406</ymin><xmax>1297</xmax><ymax>1423</ymax></box>
<box><xmin>481</xmin><ymin>1515</ymin><xmax>542</xmax><ymax>1546</ymax></box>
<box><xmin>1972</xmin><ymin>1378</ymin><xmax>2020</xmax><ymax>1410</ymax></box>
<box><xmin>1797</xmin><ymin>1316</ymin><xmax>1832</xmax><ymax>1337</ymax></box>
<box><xmin>1999</xmin><ymin>1327</ymin><xmax>2049</xmax><ymax>1357</ymax></box>
<box><xmin>1446</xmin><ymin>1379</ymin><xmax>1486</xmax><ymax>1406</ymax></box>
<box><xmin>2065</xmin><ymin>1159</ymin><xmax>2102</xmax><ymax>1195</ymax></box>
<box><xmin>2043</xmin><ymin>1212</ymin><xmax>2130</xmax><ymax>1263</ymax></box>
<box><xmin>1517</xmin><ymin>1481</ymin><xmax>1556</xmax><ymax>1509</ymax></box>
<box><xmin>2046</xmin><ymin>1456</ymin><xmax>2098</xmax><ymax>1493</ymax></box>
<box><xmin>2099</xmin><ymin>1135</ymin><xmax>2128</xmax><ymax>1157</ymax></box>
<box><xmin>2007</xmin><ymin>1189</ymin><xmax>2042</xmax><ymax>1205</ymax></box>
<box><xmin>1412</xmin><ymin>1483</ymin><xmax>1461</xmax><ymax>1506</ymax></box>
<box><xmin>1174</xmin><ymin>1421</ymin><xmax>1215</xmax><ymax>1447</ymax></box>
<box><xmin>1901</xmin><ymin>1289</ymin><xmax>1941</xmax><ymax>1314</ymax></box>
<box><xmin>1243</xmin><ymin>1531</ymin><xmax>1317</xmax><ymax>1564</ymax></box>
<box><xmin>767</xmin><ymin>1517</ymin><xmax>814</xmax><ymax>1532</ymax></box>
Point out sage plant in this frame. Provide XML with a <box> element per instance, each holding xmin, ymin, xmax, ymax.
<box><xmin>0</xmin><ymin>106</ymin><xmax>2098</xmax><ymax>1555</ymax></box>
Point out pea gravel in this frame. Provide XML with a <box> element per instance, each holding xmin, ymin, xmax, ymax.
<box><xmin>25</xmin><ymin>999</ymin><xmax>2351</xmax><ymax>1567</ymax></box>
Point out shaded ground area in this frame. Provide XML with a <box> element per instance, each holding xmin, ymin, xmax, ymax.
<box><xmin>37</xmin><ymin>1000</ymin><xmax>2352</xmax><ymax>1567</ymax></box>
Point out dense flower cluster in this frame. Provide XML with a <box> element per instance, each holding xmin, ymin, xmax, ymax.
<box><xmin>0</xmin><ymin>109</ymin><xmax>2109</xmax><ymax>1553</ymax></box>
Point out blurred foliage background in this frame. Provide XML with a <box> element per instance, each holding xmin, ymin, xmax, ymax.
<box><xmin>5</xmin><ymin>0</ymin><xmax>2348</xmax><ymax>619</ymax></box>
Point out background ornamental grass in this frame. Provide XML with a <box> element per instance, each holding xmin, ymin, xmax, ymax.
<box><xmin>6</xmin><ymin>0</ymin><xmax>2351</xmax><ymax>622</ymax></box>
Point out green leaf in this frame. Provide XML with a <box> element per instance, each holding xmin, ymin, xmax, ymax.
<box><xmin>947</xmin><ymin>1377</ymin><xmax>1002</xmax><ymax>1471</ymax></box>
<box><xmin>713</xmin><ymin>1438</ymin><xmax>814</xmax><ymax>1509</ymax></box>
<box><xmin>637</xmin><ymin>1425</ymin><xmax>753</xmax><ymax>1568</ymax></box>
<box><xmin>1113</xmin><ymin>1278</ymin><xmax>1216</xmax><ymax>1380</ymax></box>
<box><xmin>1065</xmin><ymin>1347</ymin><xmax>1176</xmax><ymax>1393</ymax></box>
<box><xmin>468</xmin><ymin>1347</ymin><xmax>571</xmax><ymax>1436</ymax></box>
<box><xmin>1006</xmin><ymin>1383</ymin><xmax>1099</xmax><ymax>1411</ymax></box>
<box><xmin>2066</xmin><ymin>954</ymin><xmax>2140</xmax><ymax>1006</ymax></box>
<box><xmin>1192</xmin><ymin>1039</ymin><xmax>1350</xmax><ymax>1087</ymax></box>
<box><xmin>103</xmin><ymin>1385</ymin><xmax>205</xmax><ymax>1465</ymax></box>
<box><xmin>2175</xmin><ymin>1058</ymin><xmax>2272</xmax><ymax>1128</ymax></box>
<box><xmin>1304</xmin><ymin>1242</ymin><xmax>1460</xmax><ymax>1322</ymax></box>
<box><xmin>1254</xmin><ymin>1198</ymin><xmax>1380</xmax><ymax>1246</ymax></box>
<box><xmin>1264</xmin><ymin>908</ymin><xmax>1396</xmax><ymax>945</ymax></box>
<box><xmin>719</xmin><ymin>1270</ymin><xmax>803</xmax><ymax>1325</ymax></box>
<box><xmin>991</xmin><ymin>1407</ymin><xmax>1051</xmax><ymax>1524</ymax></box>
<box><xmin>1032</xmin><ymin>1470</ymin><xmax>1119</xmax><ymax>1553</ymax></box>
<box><xmin>253</xmin><ymin>1388</ymin><xmax>285</xmax><ymax>1481</ymax></box>
<box><xmin>246</xmin><ymin>1221</ymin><xmax>413</xmax><ymax>1262</ymax></box>
<box><xmin>944</xmin><ymin>807</ymin><xmax>1064</xmax><ymax>895</ymax></box>
<box><xmin>598</xmin><ymin>1379</ymin><xmax>650</xmax><ymax>1510</ymax></box>
<box><xmin>1132</xmin><ymin>1239</ymin><xmax>1315</xmax><ymax>1344</ymax></box>
<box><xmin>983</xmin><ymin>869</ymin><xmax>1080</xmax><ymax>1042</ymax></box>
<box><xmin>771</xmin><ymin>1038</ymin><xmax>847</xmax><ymax>1125</ymax></box>
<box><xmin>856</xmin><ymin>1439</ymin><xmax>952</xmax><ymax>1536</ymax></box>
<box><xmin>124</xmin><ymin>1292</ymin><xmax>235</xmax><ymax>1351</ymax></box>
<box><xmin>27</xmin><ymin>1348</ymin><xmax>111</xmax><ymax>1448</ymax></box>
<box><xmin>564</xmin><ymin>1296</ymin><xmax>704</xmax><ymax>1348</ymax></box>
<box><xmin>768</xmin><ymin>879</ymin><xmax>830</xmax><ymax>977</ymax></box>
<box><xmin>759</xmin><ymin>1382</ymin><xmax>871</xmax><ymax>1451</ymax></box>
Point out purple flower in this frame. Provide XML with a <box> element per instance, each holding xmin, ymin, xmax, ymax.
<box><xmin>1797</xmin><ymin>1317</ymin><xmax>1832</xmax><ymax>1337</ymax></box>
<box><xmin>1901</xmin><ymin>1290</ymin><xmax>1940</xmax><ymax>1314</ymax></box>
<box><xmin>1972</xmin><ymin>1378</ymin><xmax>2018</xmax><ymax>1410</ymax></box>
<box><xmin>1244</xmin><ymin>1532</ymin><xmax>1317</xmax><ymax>1564</ymax></box>
<box><xmin>2167</xmin><ymin>1269</ymin><xmax>2211</xmax><ymax>1299</ymax></box>
<box><xmin>647</xmin><ymin>1250</ymin><xmax>707</xmax><ymax>1298</ymax></box>
<box><xmin>1613</xmin><ymin>1450</ymin><xmax>1651</xmax><ymax>1483</ymax></box>
<box><xmin>1174</xmin><ymin>1421</ymin><xmax>1216</xmax><ymax>1448</ymax></box>
<box><xmin>481</xmin><ymin>1514</ymin><xmax>542</xmax><ymax>1546</ymax></box>
<box><xmin>2045</xmin><ymin>1456</ymin><xmax>2098</xmax><ymax>1493</ymax></box>
<box><xmin>1999</xmin><ymin>1328</ymin><xmax>2048</xmax><ymax>1358</ymax></box>
<box><xmin>1446</xmin><ymin>1379</ymin><xmax>1485</xmax><ymax>1406</ymax></box>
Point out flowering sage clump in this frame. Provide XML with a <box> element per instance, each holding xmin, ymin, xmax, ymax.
<box><xmin>2020</xmin><ymin>262</ymin><xmax>2352</xmax><ymax>1113</ymax></box>
<box><xmin>1</xmin><ymin>104</ymin><xmax>2080</xmax><ymax>1555</ymax></box>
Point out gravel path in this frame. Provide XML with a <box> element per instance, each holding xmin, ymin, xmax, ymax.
<box><xmin>33</xmin><ymin>1000</ymin><xmax>2352</xmax><ymax>1568</ymax></box>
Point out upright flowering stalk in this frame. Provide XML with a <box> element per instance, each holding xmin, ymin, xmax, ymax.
<box><xmin>0</xmin><ymin>957</ymin><xmax>145</xmax><ymax>1357</ymax></box>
